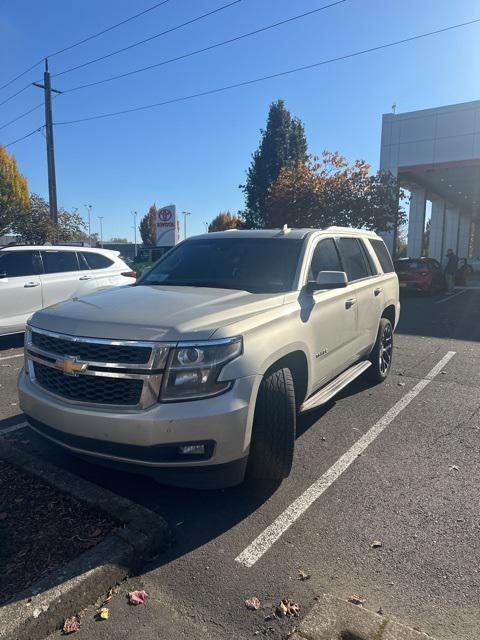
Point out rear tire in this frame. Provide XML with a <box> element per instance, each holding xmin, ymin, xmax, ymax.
<box><xmin>247</xmin><ymin>367</ymin><xmax>296</xmax><ymax>481</ymax></box>
<box><xmin>367</xmin><ymin>318</ymin><xmax>393</xmax><ymax>383</ymax></box>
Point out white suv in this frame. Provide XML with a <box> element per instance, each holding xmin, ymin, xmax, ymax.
<box><xmin>0</xmin><ymin>245</ymin><xmax>135</xmax><ymax>336</ymax></box>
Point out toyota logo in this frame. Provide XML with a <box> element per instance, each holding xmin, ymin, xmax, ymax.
<box><xmin>158</xmin><ymin>208</ymin><xmax>172</xmax><ymax>222</ymax></box>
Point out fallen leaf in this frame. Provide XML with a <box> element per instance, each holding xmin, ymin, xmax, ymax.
<box><xmin>62</xmin><ymin>614</ymin><xmax>81</xmax><ymax>634</ymax></box>
<box><xmin>128</xmin><ymin>590</ymin><xmax>149</xmax><ymax>605</ymax></box>
<box><xmin>91</xmin><ymin>528</ymin><xmax>102</xmax><ymax>537</ymax></box>
<box><xmin>449</xmin><ymin>464</ymin><xmax>459</xmax><ymax>471</ymax></box>
<box><xmin>348</xmin><ymin>594</ymin><xmax>366</xmax><ymax>606</ymax></box>
<box><xmin>97</xmin><ymin>607</ymin><xmax>109</xmax><ymax>620</ymax></box>
<box><xmin>245</xmin><ymin>596</ymin><xmax>261</xmax><ymax>611</ymax></box>
<box><xmin>276</xmin><ymin>599</ymin><xmax>300</xmax><ymax>618</ymax></box>
<box><xmin>377</xmin><ymin>607</ymin><xmax>384</xmax><ymax>616</ymax></box>
<box><xmin>297</xmin><ymin>569</ymin><xmax>311</xmax><ymax>581</ymax></box>
<box><xmin>398</xmin><ymin>382</ymin><xmax>405</xmax><ymax>387</ymax></box>
<box><xmin>371</xmin><ymin>540</ymin><xmax>382</xmax><ymax>548</ymax></box>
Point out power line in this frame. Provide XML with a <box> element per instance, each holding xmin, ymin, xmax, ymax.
<box><xmin>3</xmin><ymin>126</ymin><xmax>43</xmax><ymax>148</ymax></box>
<box><xmin>0</xmin><ymin>83</ymin><xmax>32</xmax><ymax>108</ymax></box>
<box><xmin>53</xmin><ymin>0</ymin><xmax>243</xmax><ymax>78</ymax></box>
<box><xmin>55</xmin><ymin>17</ymin><xmax>480</xmax><ymax>127</ymax></box>
<box><xmin>62</xmin><ymin>0</ymin><xmax>347</xmax><ymax>94</ymax></box>
<box><xmin>0</xmin><ymin>0</ymin><xmax>173</xmax><ymax>92</ymax></box>
<box><xmin>0</xmin><ymin>102</ymin><xmax>43</xmax><ymax>132</ymax></box>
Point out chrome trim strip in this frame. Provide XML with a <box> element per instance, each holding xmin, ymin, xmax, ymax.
<box><xmin>27</xmin><ymin>324</ymin><xmax>172</xmax><ymax>348</ymax></box>
<box><xmin>28</xmin><ymin>352</ymin><xmax>155</xmax><ymax>380</ymax></box>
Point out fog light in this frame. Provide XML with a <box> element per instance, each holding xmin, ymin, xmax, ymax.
<box><xmin>178</xmin><ymin>445</ymin><xmax>205</xmax><ymax>456</ymax></box>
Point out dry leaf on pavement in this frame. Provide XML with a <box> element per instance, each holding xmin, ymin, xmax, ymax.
<box><xmin>128</xmin><ymin>590</ymin><xmax>149</xmax><ymax>605</ymax></box>
<box><xmin>97</xmin><ymin>607</ymin><xmax>109</xmax><ymax>620</ymax></box>
<box><xmin>371</xmin><ymin>540</ymin><xmax>382</xmax><ymax>548</ymax></box>
<box><xmin>276</xmin><ymin>599</ymin><xmax>300</xmax><ymax>618</ymax></box>
<box><xmin>62</xmin><ymin>614</ymin><xmax>81</xmax><ymax>634</ymax></box>
<box><xmin>297</xmin><ymin>569</ymin><xmax>311</xmax><ymax>581</ymax></box>
<box><xmin>449</xmin><ymin>464</ymin><xmax>459</xmax><ymax>471</ymax></box>
<box><xmin>348</xmin><ymin>594</ymin><xmax>366</xmax><ymax>606</ymax></box>
<box><xmin>245</xmin><ymin>596</ymin><xmax>261</xmax><ymax>610</ymax></box>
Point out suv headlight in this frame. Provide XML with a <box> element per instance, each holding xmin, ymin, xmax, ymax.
<box><xmin>160</xmin><ymin>337</ymin><xmax>243</xmax><ymax>401</ymax></box>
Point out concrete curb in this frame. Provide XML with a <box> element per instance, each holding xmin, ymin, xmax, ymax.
<box><xmin>292</xmin><ymin>594</ymin><xmax>435</xmax><ymax>640</ymax></box>
<box><xmin>0</xmin><ymin>441</ymin><xmax>171</xmax><ymax>640</ymax></box>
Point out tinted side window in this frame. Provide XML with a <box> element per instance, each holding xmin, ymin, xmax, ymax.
<box><xmin>337</xmin><ymin>238</ymin><xmax>370</xmax><ymax>282</ymax></box>
<box><xmin>82</xmin><ymin>252</ymin><xmax>113</xmax><ymax>270</ymax></box>
<box><xmin>369</xmin><ymin>239</ymin><xmax>395</xmax><ymax>273</ymax></box>
<box><xmin>310</xmin><ymin>238</ymin><xmax>342</xmax><ymax>280</ymax></box>
<box><xmin>0</xmin><ymin>251</ymin><xmax>39</xmax><ymax>277</ymax></box>
<box><xmin>41</xmin><ymin>251</ymin><xmax>79</xmax><ymax>274</ymax></box>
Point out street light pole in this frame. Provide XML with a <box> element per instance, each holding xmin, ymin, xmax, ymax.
<box><xmin>182</xmin><ymin>211</ymin><xmax>191</xmax><ymax>240</ymax></box>
<box><xmin>84</xmin><ymin>204</ymin><xmax>92</xmax><ymax>246</ymax></box>
<box><xmin>204</xmin><ymin>221</ymin><xmax>209</xmax><ymax>233</ymax></box>
<box><xmin>98</xmin><ymin>216</ymin><xmax>104</xmax><ymax>248</ymax></box>
<box><xmin>131</xmin><ymin>210</ymin><xmax>138</xmax><ymax>257</ymax></box>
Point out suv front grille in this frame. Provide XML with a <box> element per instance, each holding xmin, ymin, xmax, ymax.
<box><xmin>31</xmin><ymin>332</ymin><xmax>152</xmax><ymax>364</ymax></box>
<box><xmin>33</xmin><ymin>362</ymin><xmax>144</xmax><ymax>406</ymax></box>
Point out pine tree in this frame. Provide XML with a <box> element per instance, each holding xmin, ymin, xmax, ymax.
<box><xmin>241</xmin><ymin>100</ymin><xmax>307</xmax><ymax>228</ymax></box>
<box><xmin>0</xmin><ymin>145</ymin><xmax>29</xmax><ymax>235</ymax></box>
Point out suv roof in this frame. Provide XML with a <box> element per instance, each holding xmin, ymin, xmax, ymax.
<box><xmin>0</xmin><ymin>245</ymin><xmax>120</xmax><ymax>257</ymax></box>
<box><xmin>197</xmin><ymin>227</ymin><xmax>382</xmax><ymax>241</ymax></box>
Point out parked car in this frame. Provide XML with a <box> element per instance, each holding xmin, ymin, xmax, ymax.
<box><xmin>19</xmin><ymin>227</ymin><xmax>399</xmax><ymax>488</ymax></box>
<box><xmin>394</xmin><ymin>257</ymin><xmax>444</xmax><ymax>294</ymax></box>
<box><xmin>0</xmin><ymin>245</ymin><xmax>136</xmax><ymax>336</ymax></box>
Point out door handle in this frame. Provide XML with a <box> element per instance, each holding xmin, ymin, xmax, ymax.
<box><xmin>374</xmin><ymin>287</ymin><xmax>382</xmax><ymax>296</ymax></box>
<box><xmin>345</xmin><ymin>298</ymin><xmax>356</xmax><ymax>309</ymax></box>
<box><xmin>79</xmin><ymin>276</ymin><xmax>93</xmax><ymax>281</ymax></box>
<box><xmin>24</xmin><ymin>282</ymin><xmax>40</xmax><ymax>288</ymax></box>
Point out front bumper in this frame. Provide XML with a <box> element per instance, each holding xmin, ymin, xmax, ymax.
<box><xmin>19</xmin><ymin>370</ymin><xmax>261</xmax><ymax>488</ymax></box>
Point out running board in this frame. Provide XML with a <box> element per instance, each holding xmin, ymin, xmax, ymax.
<box><xmin>300</xmin><ymin>360</ymin><xmax>372</xmax><ymax>413</ymax></box>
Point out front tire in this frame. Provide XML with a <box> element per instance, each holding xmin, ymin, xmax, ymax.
<box><xmin>367</xmin><ymin>318</ymin><xmax>393</xmax><ymax>383</ymax></box>
<box><xmin>247</xmin><ymin>366</ymin><xmax>296</xmax><ymax>481</ymax></box>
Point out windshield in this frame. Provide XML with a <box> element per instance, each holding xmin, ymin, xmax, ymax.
<box><xmin>137</xmin><ymin>237</ymin><xmax>303</xmax><ymax>293</ymax></box>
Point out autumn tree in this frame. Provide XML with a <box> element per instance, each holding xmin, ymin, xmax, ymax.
<box><xmin>266</xmin><ymin>152</ymin><xmax>404</xmax><ymax>232</ymax></box>
<box><xmin>13</xmin><ymin>194</ymin><xmax>86</xmax><ymax>244</ymax></box>
<box><xmin>241</xmin><ymin>100</ymin><xmax>308</xmax><ymax>228</ymax></box>
<box><xmin>0</xmin><ymin>145</ymin><xmax>29</xmax><ymax>234</ymax></box>
<box><xmin>208</xmin><ymin>211</ymin><xmax>244</xmax><ymax>232</ymax></box>
<box><xmin>139</xmin><ymin>204</ymin><xmax>157</xmax><ymax>246</ymax></box>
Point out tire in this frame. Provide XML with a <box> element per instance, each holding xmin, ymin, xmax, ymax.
<box><xmin>367</xmin><ymin>318</ymin><xmax>393</xmax><ymax>383</ymax></box>
<box><xmin>247</xmin><ymin>366</ymin><xmax>296</xmax><ymax>481</ymax></box>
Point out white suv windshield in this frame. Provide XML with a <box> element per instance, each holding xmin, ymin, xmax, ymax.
<box><xmin>138</xmin><ymin>237</ymin><xmax>303</xmax><ymax>293</ymax></box>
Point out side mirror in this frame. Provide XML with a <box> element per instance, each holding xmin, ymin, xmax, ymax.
<box><xmin>306</xmin><ymin>270</ymin><xmax>348</xmax><ymax>292</ymax></box>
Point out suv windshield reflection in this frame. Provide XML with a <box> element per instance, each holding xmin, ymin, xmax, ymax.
<box><xmin>137</xmin><ymin>237</ymin><xmax>303</xmax><ymax>293</ymax></box>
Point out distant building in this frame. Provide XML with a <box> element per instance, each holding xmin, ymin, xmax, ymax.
<box><xmin>380</xmin><ymin>99</ymin><xmax>480</xmax><ymax>262</ymax></box>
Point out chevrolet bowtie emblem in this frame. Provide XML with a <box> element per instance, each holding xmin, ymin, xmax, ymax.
<box><xmin>55</xmin><ymin>357</ymin><xmax>87</xmax><ymax>376</ymax></box>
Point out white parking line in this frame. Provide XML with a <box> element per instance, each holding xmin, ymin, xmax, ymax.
<box><xmin>0</xmin><ymin>422</ymin><xmax>28</xmax><ymax>435</ymax></box>
<box><xmin>235</xmin><ymin>351</ymin><xmax>456</xmax><ymax>568</ymax></box>
<box><xmin>0</xmin><ymin>353</ymin><xmax>23</xmax><ymax>361</ymax></box>
<box><xmin>435</xmin><ymin>290</ymin><xmax>467</xmax><ymax>305</ymax></box>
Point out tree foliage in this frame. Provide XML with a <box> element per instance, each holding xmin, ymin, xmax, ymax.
<box><xmin>241</xmin><ymin>100</ymin><xmax>307</xmax><ymax>228</ymax></box>
<box><xmin>265</xmin><ymin>152</ymin><xmax>405</xmax><ymax>232</ymax></box>
<box><xmin>139</xmin><ymin>204</ymin><xmax>157</xmax><ymax>246</ymax></box>
<box><xmin>13</xmin><ymin>194</ymin><xmax>86</xmax><ymax>244</ymax></box>
<box><xmin>208</xmin><ymin>211</ymin><xmax>244</xmax><ymax>233</ymax></box>
<box><xmin>0</xmin><ymin>145</ymin><xmax>29</xmax><ymax>235</ymax></box>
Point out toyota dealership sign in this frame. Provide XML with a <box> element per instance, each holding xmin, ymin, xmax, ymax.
<box><xmin>155</xmin><ymin>204</ymin><xmax>178</xmax><ymax>247</ymax></box>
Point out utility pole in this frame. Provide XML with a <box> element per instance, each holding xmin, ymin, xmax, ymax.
<box><xmin>84</xmin><ymin>204</ymin><xmax>92</xmax><ymax>246</ymax></box>
<box><xmin>33</xmin><ymin>59</ymin><xmax>61</xmax><ymax>227</ymax></box>
<box><xmin>204</xmin><ymin>221</ymin><xmax>209</xmax><ymax>233</ymax></box>
<box><xmin>182</xmin><ymin>211</ymin><xmax>191</xmax><ymax>240</ymax></box>
<box><xmin>131</xmin><ymin>210</ymin><xmax>138</xmax><ymax>257</ymax></box>
<box><xmin>98</xmin><ymin>216</ymin><xmax>104</xmax><ymax>248</ymax></box>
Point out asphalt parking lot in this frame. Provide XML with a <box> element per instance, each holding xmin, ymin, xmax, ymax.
<box><xmin>1</xmin><ymin>290</ymin><xmax>480</xmax><ymax>640</ymax></box>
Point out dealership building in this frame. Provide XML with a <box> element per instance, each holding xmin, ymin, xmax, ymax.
<box><xmin>380</xmin><ymin>99</ymin><xmax>480</xmax><ymax>263</ymax></box>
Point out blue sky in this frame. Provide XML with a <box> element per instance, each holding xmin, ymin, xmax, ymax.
<box><xmin>1</xmin><ymin>0</ymin><xmax>479</xmax><ymax>241</ymax></box>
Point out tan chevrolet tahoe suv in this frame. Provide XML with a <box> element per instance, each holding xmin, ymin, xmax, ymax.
<box><xmin>19</xmin><ymin>227</ymin><xmax>399</xmax><ymax>489</ymax></box>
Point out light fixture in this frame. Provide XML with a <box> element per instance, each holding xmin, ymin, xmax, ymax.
<box><xmin>440</xmin><ymin>177</ymin><xmax>445</xmax><ymax>182</ymax></box>
<box><xmin>448</xmin><ymin>184</ymin><xmax>453</xmax><ymax>188</ymax></box>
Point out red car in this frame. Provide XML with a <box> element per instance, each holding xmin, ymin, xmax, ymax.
<box><xmin>394</xmin><ymin>257</ymin><xmax>444</xmax><ymax>294</ymax></box>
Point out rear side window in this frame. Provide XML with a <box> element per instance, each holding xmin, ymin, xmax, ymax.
<box><xmin>370</xmin><ymin>239</ymin><xmax>395</xmax><ymax>273</ymax></box>
<box><xmin>337</xmin><ymin>238</ymin><xmax>370</xmax><ymax>282</ymax></box>
<box><xmin>81</xmin><ymin>252</ymin><xmax>113</xmax><ymax>270</ymax></box>
<box><xmin>309</xmin><ymin>238</ymin><xmax>342</xmax><ymax>280</ymax></box>
<box><xmin>0</xmin><ymin>250</ymin><xmax>40</xmax><ymax>277</ymax></box>
<box><xmin>41</xmin><ymin>250</ymin><xmax>79</xmax><ymax>274</ymax></box>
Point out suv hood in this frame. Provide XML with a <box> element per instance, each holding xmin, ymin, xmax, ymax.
<box><xmin>29</xmin><ymin>284</ymin><xmax>285</xmax><ymax>342</ymax></box>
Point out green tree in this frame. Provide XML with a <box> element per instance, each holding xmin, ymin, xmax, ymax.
<box><xmin>265</xmin><ymin>152</ymin><xmax>405</xmax><ymax>232</ymax></box>
<box><xmin>139</xmin><ymin>204</ymin><xmax>157</xmax><ymax>246</ymax></box>
<box><xmin>241</xmin><ymin>100</ymin><xmax>307</xmax><ymax>228</ymax></box>
<box><xmin>13</xmin><ymin>194</ymin><xmax>86</xmax><ymax>244</ymax></box>
<box><xmin>0</xmin><ymin>145</ymin><xmax>29</xmax><ymax>234</ymax></box>
<box><xmin>208</xmin><ymin>211</ymin><xmax>244</xmax><ymax>232</ymax></box>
